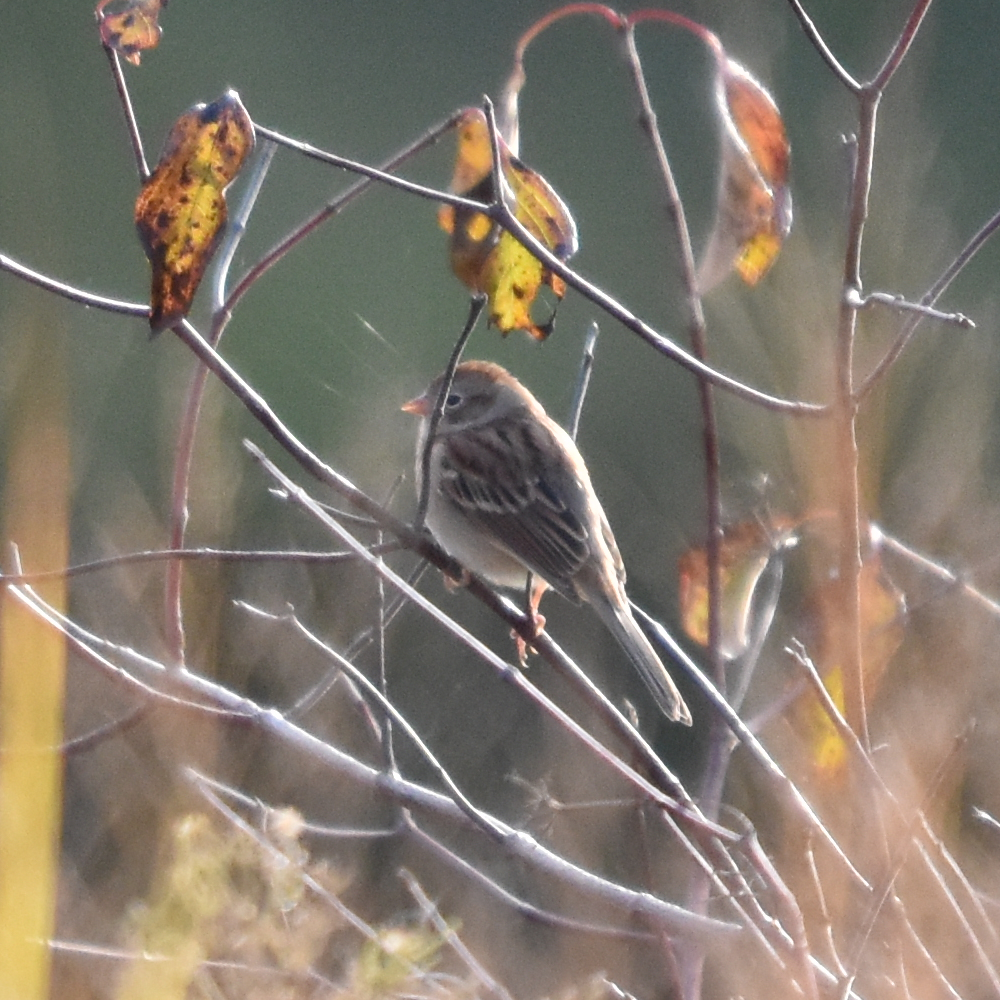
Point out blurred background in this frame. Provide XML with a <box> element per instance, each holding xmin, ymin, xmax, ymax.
<box><xmin>3</xmin><ymin>1</ymin><xmax>1000</xmax><ymax>997</ymax></box>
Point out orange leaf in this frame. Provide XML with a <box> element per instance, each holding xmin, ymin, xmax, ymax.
<box><xmin>135</xmin><ymin>91</ymin><xmax>255</xmax><ymax>332</ymax></box>
<box><xmin>438</xmin><ymin>109</ymin><xmax>577</xmax><ymax>340</ymax></box>
<box><xmin>698</xmin><ymin>59</ymin><xmax>792</xmax><ymax>292</ymax></box>
<box><xmin>95</xmin><ymin>0</ymin><xmax>166</xmax><ymax>66</ymax></box>
<box><xmin>678</xmin><ymin>518</ymin><xmax>798</xmax><ymax>660</ymax></box>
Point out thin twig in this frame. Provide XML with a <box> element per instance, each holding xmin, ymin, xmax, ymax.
<box><xmin>203</xmin><ymin>779</ymin><xmax>401</xmax><ymax>841</ymax></box>
<box><xmin>375</xmin><ymin>524</ymin><xmax>395</xmax><ymax>774</ymax></box>
<box><xmin>415</xmin><ymin>295</ymin><xmax>485</xmax><ymax>528</ymax></box>
<box><xmin>0</xmin><ymin>254</ymin><xmax>149</xmax><ymax>317</ymax></box>
<box><xmin>248</xmin><ymin>442</ymin><xmax>739</xmax><ymax>843</ymax></box>
<box><xmin>255</xmin><ymin>115</ymin><xmax>826</xmax><ymax>415</ymax></box>
<box><xmin>283</xmin><ymin>562</ymin><xmax>428</xmax><ymax>720</ymax></box>
<box><xmin>783</xmin><ymin>0</ymin><xmax>860</xmax><ymax>92</ymax></box>
<box><xmin>219</xmin><ymin>111</ymin><xmax>465</xmax><ymax>334</ymax></box>
<box><xmin>27</xmin><ymin>580</ymin><xmax>738</xmax><ymax>941</ymax></box>
<box><xmin>857</xmin><ymin>206</ymin><xmax>1000</xmax><ymax>400</ymax></box>
<box><xmin>833</xmin><ymin>86</ymin><xmax>879</xmax><ymax>742</ymax></box>
<box><xmin>406</xmin><ymin>818</ymin><xmax>655</xmax><ymax>941</ymax></box>
<box><xmin>845</xmin><ymin>287</ymin><xmax>973</xmax><ymax>329</ymax></box>
<box><xmin>633</xmin><ymin>606</ymin><xmax>868</xmax><ymax>891</ymax></box>
<box><xmin>786</xmin><ymin>640</ymin><xmax>1000</xmax><ymax>986</ymax></box>
<box><xmin>0</xmin><ymin>545</ymin><xmax>396</xmax><ymax>585</ymax></box>
<box><xmin>889</xmin><ymin>895</ymin><xmax>965</xmax><ymax>1000</ymax></box>
<box><xmin>871</xmin><ymin>0</ymin><xmax>935</xmax><ymax>90</ymax></box>
<box><xmin>833</xmin><ymin>0</ymin><xmax>934</xmax><ymax>746</ymax></box>
<box><xmin>211</xmin><ymin>138</ymin><xmax>278</xmax><ymax>314</ymax></box>
<box><xmin>878</xmin><ymin>528</ymin><xmax>1000</xmax><ymax>619</ymax></box>
<box><xmin>102</xmin><ymin>45</ymin><xmax>149</xmax><ymax>180</ymax></box>
<box><xmin>743</xmin><ymin>832</ymin><xmax>820</xmax><ymax>1000</ymax></box>
<box><xmin>400</xmin><ymin>868</ymin><xmax>517</xmax><ymax>1000</ymax></box>
<box><xmin>620</xmin><ymin>26</ymin><xmax>725</xmax><ymax>997</ymax></box>
<box><xmin>253</xmin><ymin>121</ymin><xmax>487</xmax><ymax>212</ymax></box>
<box><xmin>803</xmin><ymin>833</ymin><xmax>848</xmax><ymax>981</ymax></box>
<box><xmin>163</xmin><ymin>346</ymin><xmax>207</xmax><ymax>666</ymax></box>
<box><xmin>567</xmin><ymin>320</ymin><xmax>599</xmax><ymax>440</ymax></box>
<box><xmin>249</xmin><ymin>603</ymin><xmax>509</xmax><ymax>839</ymax></box>
<box><xmin>61</xmin><ymin>704</ymin><xmax>153</xmax><ymax>756</ymax></box>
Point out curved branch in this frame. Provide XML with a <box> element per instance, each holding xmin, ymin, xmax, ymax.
<box><xmin>783</xmin><ymin>0</ymin><xmax>860</xmax><ymax>91</ymax></box>
<box><xmin>0</xmin><ymin>254</ymin><xmax>149</xmax><ymax>317</ymax></box>
<box><xmin>254</xmin><ymin>118</ymin><xmax>828</xmax><ymax>416</ymax></box>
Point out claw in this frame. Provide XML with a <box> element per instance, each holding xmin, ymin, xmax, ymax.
<box><xmin>513</xmin><ymin>610</ymin><xmax>546</xmax><ymax>665</ymax></box>
<box><xmin>442</xmin><ymin>567</ymin><xmax>472</xmax><ymax>592</ymax></box>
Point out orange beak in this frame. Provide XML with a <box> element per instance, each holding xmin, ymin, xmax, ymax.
<box><xmin>401</xmin><ymin>393</ymin><xmax>430</xmax><ymax>417</ymax></box>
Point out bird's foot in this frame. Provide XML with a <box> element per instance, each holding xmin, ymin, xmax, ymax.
<box><xmin>513</xmin><ymin>610</ymin><xmax>546</xmax><ymax>665</ymax></box>
<box><xmin>442</xmin><ymin>567</ymin><xmax>472</xmax><ymax>592</ymax></box>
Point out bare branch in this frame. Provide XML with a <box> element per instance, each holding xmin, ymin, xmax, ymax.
<box><xmin>871</xmin><ymin>0</ymin><xmax>935</xmax><ymax>90</ymax></box>
<box><xmin>846</xmin><ymin>287</ymin><xmax>974</xmax><ymax>329</ymax></box>
<box><xmin>783</xmin><ymin>0</ymin><xmax>860</xmax><ymax>91</ymax></box>
<box><xmin>0</xmin><ymin>253</ymin><xmax>149</xmax><ymax>317</ymax></box>
<box><xmin>102</xmin><ymin>44</ymin><xmax>149</xmax><ymax>180</ymax></box>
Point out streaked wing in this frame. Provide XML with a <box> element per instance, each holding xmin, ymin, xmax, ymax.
<box><xmin>438</xmin><ymin>418</ymin><xmax>590</xmax><ymax>594</ymax></box>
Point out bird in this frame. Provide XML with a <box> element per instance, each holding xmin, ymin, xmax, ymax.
<box><xmin>402</xmin><ymin>359</ymin><xmax>692</xmax><ymax>725</ymax></box>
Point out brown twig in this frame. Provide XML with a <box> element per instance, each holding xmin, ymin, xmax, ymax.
<box><xmin>255</xmin><ymin>114</ymin><xmax>826</xmax><ymax>415</ymax></box>
<box><xmin>102</xmin><ymin>45</ymin><xmax>149</xmax><ymax>181</ymax></box>
<box><xmin>857</xmin><ymin>206</ymin><xmax>1000</xmax><ymax>401</ymax></box>
<box><xmin>783</xmin><ymin>0</ymin><xmax>860</xmax><ymax>92</ymax></box>
<box><xmin>414</xmin><ymin>295</ymin><xmax>485</xmax><ymax>528</ymax></box>
<box><xmin>0</xmin><ymin>254</ymin><xmax>149</xmax><ymax>317</ymax></box>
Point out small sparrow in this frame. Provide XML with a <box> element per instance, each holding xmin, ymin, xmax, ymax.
<box><xmin>402</xmin><ymin>360</ymin><xmax>692</xmax><ymax>725</ymax></box>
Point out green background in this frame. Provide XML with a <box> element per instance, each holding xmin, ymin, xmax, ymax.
<box><xmin>3</xmin><ymin>1</ymin><xmax>1000</xmax><ymax>995</ymax></box>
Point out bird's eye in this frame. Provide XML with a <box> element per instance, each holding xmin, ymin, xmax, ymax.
<box><xmin>445</xmin><ymin>392</ymin><xmax>462</xmax><ymax>409</ymax></box>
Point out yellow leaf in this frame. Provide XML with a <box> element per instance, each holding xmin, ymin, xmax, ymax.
<box><xmin>804</xmin><ymin>667</ymin><xmax>849</xmax><ymax>780</ymax></box>
<box><xmin>95</xmin><ymin>0</ymin><xmax>167</xmax><ymax>66</ymax></box>
<box><xmin>678</xmin><ymin>518</ymin><xmax>797</xmax><ymax>660</ymax></box>
<box><xmin>795</xmin><ymin>552</ymin><xmax>907</xmax><ymax>782</ymax></box>
<box><xmin>439</xmin><ymin>109</ymin><xmax>577</xmax><ymax>340</ymax></box>
<box><xmin>135</xmin><ymin>91</ymin><xmax>255</xmax><ymax>332</ymax></box>
<box><xmin>698</xmin><ymin>59</ymin><xmax>792</xmax><ymax>292</ymax></box>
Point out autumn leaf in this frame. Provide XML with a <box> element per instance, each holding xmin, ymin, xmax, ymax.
<box><xmin>697</xmin><ymin>58</ymin><xmax>792</xmax><ymax>293</ymax></box>
<box><xmin>795</xmin><ymin>551</ymin><xmax>906</xmax><ymax>782</ymax></box>
<box><xmin>95</xmin><ymin>0</ymin><xmax>167</xmax><ymax>65</ymax></box>
<box><xmin>678</xmin><ymin>518</ymin><xmax>798</xmax><ymax>660</ymax></box>
<box><xmin>135</xmin><ymin>91</ymin><xmax>255</xmax><ymax>332</ymax></box>
<box><xmin>438</xmin><ymin>109</ymin><xmax>578</xmax><ymax>340</ymax></box>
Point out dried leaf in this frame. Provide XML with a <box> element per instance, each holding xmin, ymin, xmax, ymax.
<box><xmin>797</xmin><ymin>553</ymin><xmax>907</xmax><ymax>781</ymax></box>
<box><xmin>698</xmin><ymin>58</ymin><xmax>792</xmax><ymax>293</ymax></box>
<box><xmin>803</xmin><ymin>666</ymin><xmax>849</xmax><ymax>779</ymax></box>
<box><xmin>95</xmin><ymin>0</ymin><xmax>167</xmax><ymax>65</ymax></box>
<box><xmin>135</xmin><ymin>91</ymin><xmax>255</xmax><ymax>332</ymax></box>
<box><xmin>438</xmin><ymin>109</ymin><xmax>578</xmax><ymax>340</ymax></box>
<box><xmin>678</xmin><ymin>519</ymin><xmax>797</xmax><ymax>660</ymax></box>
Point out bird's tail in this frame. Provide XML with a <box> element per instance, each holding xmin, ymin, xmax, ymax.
<box><xmin>595</xmin><ymin>599</ymin><xmax>692</xmax><ymax>726</ymax></box>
